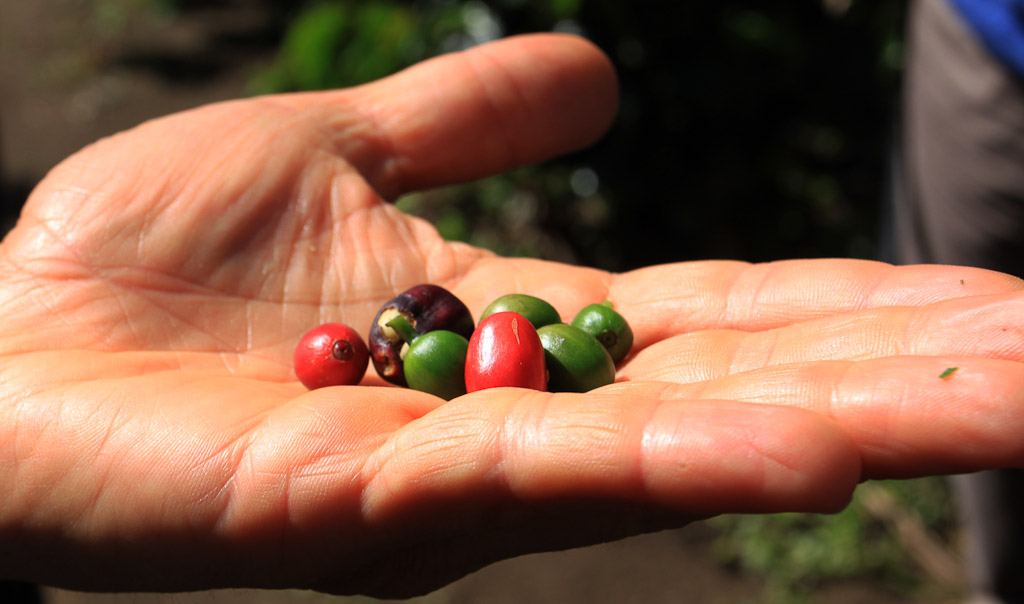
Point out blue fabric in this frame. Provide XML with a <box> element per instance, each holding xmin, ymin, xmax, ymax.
<box><xmin>950</xmin><ymin>0</ymin><xmax>1024</xmax><ymax>77</ymax></box>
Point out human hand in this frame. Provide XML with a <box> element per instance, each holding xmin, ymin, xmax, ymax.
<box><xmin>2</xmin><ymin>33</ymin><xmax>1024</xmax><ymax>597</ymax></box>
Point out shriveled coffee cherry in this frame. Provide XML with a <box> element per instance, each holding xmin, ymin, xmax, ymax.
<box><xmin>293</xmin><ymin>323</ymin><xmax>369</xmax><ymax>389</ymax></box>
<box><xmin>479</xmin><ymin>293</ymin><xmax>561</xmax><ymax>329</ymax></box>
<box><xmin>571</xmin><ymin>301</ymin><xmax>634</xmax><ymax>363</ymax></box>
<box><xmin>465</xmin><ymin>311</ymin><xmax>547</xmax><ymax>393</ymax></box>
<box><xmin>368</xmin><ymin>284</ymin><xmax>474</xmax><ymax>387</ymax></box>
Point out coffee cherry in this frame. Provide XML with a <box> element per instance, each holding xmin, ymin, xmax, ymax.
<box><xmin>294</xmin><ymin>323</ymin><xmax>369</xmax><ymax>389</ymax></box>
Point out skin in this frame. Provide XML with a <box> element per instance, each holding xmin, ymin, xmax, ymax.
<box><xmin>1</xmin><ymin>33</ymin><xmax>1024</xmax><ymax>597</ymax></box>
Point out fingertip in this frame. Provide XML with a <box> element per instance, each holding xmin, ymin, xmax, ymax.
<box><xmin>350</xmin><ymin>33</ymin><xmax>620</xmax><ymax>197</ymax></box>
<box><xmin>475</xmin><ymin>32</ymin><xmax>620</xmax><ymax>148</ymax></box>
<box><xmin>782</xmin><ymin>408</ymin><xmax>862</xmax><ymax>513</ymax></box>
<box><xmin>640</xmin><ymin>396</ymin><xmax>862</xmax><ymax>514</ymax></box>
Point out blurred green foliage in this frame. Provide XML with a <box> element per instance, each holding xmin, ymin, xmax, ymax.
<box><xmin>247</xmin><ymin>2</ymin><xmax>459</xmax><ymax>93</ymax></box>
<box><xmin>710</xmin><ymin>478</ymin><xmax>959</xmax><ymax>604</ymax></box>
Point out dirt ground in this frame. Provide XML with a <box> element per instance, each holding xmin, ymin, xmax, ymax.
<box><xmin>0</xmin><ymin>2</ymin><xmax>963</xmax><ymax>603</ymax></box>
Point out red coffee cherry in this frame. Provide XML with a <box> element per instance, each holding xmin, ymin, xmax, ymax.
<box><xmin>293</xmin><ymin>323</ymin><xmax>369</xmax><ymax>389</ymax></box>
<box><xmin>465</xmin><ymin>311</ymin><xmax>547</xmax><ymax>393</ymax></box>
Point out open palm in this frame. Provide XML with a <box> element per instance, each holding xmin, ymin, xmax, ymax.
<box><xmin>3</xmin><ymin>34</ymin><xmax>1024</xmax><ymax>597</ymax></box>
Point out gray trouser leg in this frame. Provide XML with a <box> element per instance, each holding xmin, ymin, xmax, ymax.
<box><xmin>893</xmin><ymin>1</ymin><xmax>1024</xmax><ymax>603</ymax></box>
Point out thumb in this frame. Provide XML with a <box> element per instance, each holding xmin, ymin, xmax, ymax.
<box><xmin>275</xmin><ymin>33</ymin><xmax>620</xmax><ymax>200</ymax></box>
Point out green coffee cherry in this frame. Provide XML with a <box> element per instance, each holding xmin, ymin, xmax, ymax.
<box><xmin>571</xmin><ymin>301</ymin><xmax>634</xmax><ymax>363</ymax></box>
<box><xmin>537</xmin><ymin>323</ymin><xmax>616</xmax><ymax>393</ymax></box>
<box><xmin>480</xmin><ymin>293</ymin><xmax>561</xmax><ymax>329</ymax></box>
<box><xmin>387</xmin><ymin>316</ymin><xmax>468</xmax><ymax>400</ymax></box>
